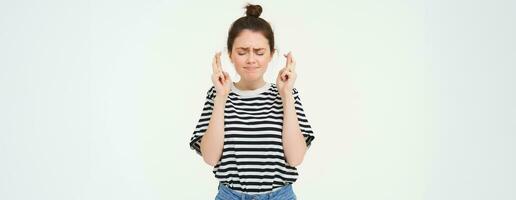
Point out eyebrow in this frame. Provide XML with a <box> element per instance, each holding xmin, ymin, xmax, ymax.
<box><xmin>236</xmin><ymin>47</ymin><xmax>266</xmax><ymax>51</ymax></box>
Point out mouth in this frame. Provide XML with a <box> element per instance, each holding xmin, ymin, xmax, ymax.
<box><xmin>243</xmin><ymin>67</ymin><xmax>260</xmax><ymax>72</ymax></box>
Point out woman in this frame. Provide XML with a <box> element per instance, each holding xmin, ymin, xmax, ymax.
<box><xmin>190</xmin><ymin>4</ymin><xmax>315</xmax><ymax>200</ymax></box>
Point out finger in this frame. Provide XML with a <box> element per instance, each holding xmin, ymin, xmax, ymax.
<box><xmin>284</xmin><ymin>71</ymin><xmax>294</xmax><ymax>82</ymax></box>
<box><xmin>281</xmin><ymin>69</ymin><xmax>289</xmax><ymax>81</ymax></box>
<box><xmin>287</xmin><ymin>71</ymin><xmax>295</xmax><ymax>79</ymax></box>
<box><xmin>220</xmin><ymin>71</ymin><xmax>226</xmax><ymax>81</ymax></box>
<box><xmin>283</xmin><ymin>72</ymin><xmax>289</xmax><ymax>81</ymax></box>
<box><xmin>287</xmin><ymin>53</ymin><xmax>293</xmax><ymax>68</ymax></box>
<box><xmin>213</xmin><ymin>52</ymin><xmax>221</xmax><ymax>74</ymax></box>
<box><xmin>279</xmin><ymin>73</ymin><xmax>285</xmax><ymax>82</ymax></box>
<box><xmin>280</xmin><ymin>68</ymin><xmax>288</xmax><ymax>79</ymax></box>
<box><xmin>219</xmin><ymin>73</ymin><xmax>225</xmax><ymax>83</ymax></box>
<box><xmin>290</xmin><ymin>54</ymin><xmax>296</xmax><ymax>72</ymax></box>
<box><xmin>223</xmin><ymin>71</ymin><xmax>230</xmax><ymax>82</ymax></box>
<box><xmin>277</xmin><ymin>68</ymin><xmax>284</xmax><ymax>79</ymax></box>
<box><xmin>286</xmin><ymin>52</ymin><xmax>295</xmax><ymax>71</ymax></box>
<box><xmin>277</xmin><ymin>68</ymin><xmax>285</xmax><ymax>76</ymax></box>
<box><xmin>216</xmin><ymin>52</ymin><xmax>222</xmax><ymax>71</ymax></box>
<box><xmin>276</xmin><ymin>68</ymin><xmax>284</xmax><ymax>81</ymax></box>
<box><xmin>212</xmin><ymin>53</ymin><xmax>218</xmax><ymax>73</ymax></box>
<box><xmin>283</xmin><ymin>51</ymin><xmax>291</xmax><ymax>66</ymax></box>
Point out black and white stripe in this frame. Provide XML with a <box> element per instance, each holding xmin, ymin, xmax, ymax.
<box><xmin>189</xmin><ymin>83</ymin><xmax>315</xmax><ymax>194</ymax></box>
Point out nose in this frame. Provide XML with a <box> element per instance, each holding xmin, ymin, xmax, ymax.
<box><xmin>245</xmin><ymin>53</ymin><xmax>256</xmax><ymax>64</ymax></box>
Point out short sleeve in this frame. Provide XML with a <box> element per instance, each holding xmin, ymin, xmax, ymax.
<box><xmin>189</xmin><ymin>86</ymin><xmax>216</xmax><ymax>156</ymax></box>
<box><xmin>292</xmin><ymin>88</ymin><xmax>315</xmax><ymax>149</ymax></box>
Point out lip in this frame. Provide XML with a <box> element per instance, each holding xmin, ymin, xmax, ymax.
<box><xmin>244</xmin><ymin>67</ymin><xmax>260</xmax><ymax>72</ymax></box>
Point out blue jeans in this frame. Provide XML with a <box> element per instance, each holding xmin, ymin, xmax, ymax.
<box><xmin>215</xmin><ymin>183</ymin><xmax>297</xmax><ymax>200</ymax></box>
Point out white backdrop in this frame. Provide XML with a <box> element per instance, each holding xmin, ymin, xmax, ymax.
<box><xmin>1</xmin><ymin>0</ymin><xmax>515</xmax><ymax>199</ymax></box>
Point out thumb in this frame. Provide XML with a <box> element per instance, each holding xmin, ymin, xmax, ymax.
<box><xmin>223</xmin><ymin>71</ymin><xmax>231</xmax><ymax>82</ymax></box>
<box><xmin>281</xmin><ymin>69</ymin><xmax>288</xmax><ymax>81</ymax></box>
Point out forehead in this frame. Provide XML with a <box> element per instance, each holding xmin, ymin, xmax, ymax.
<box><xmin>233</xmin><ymin>29</ymin><xmax>269</xmax><ymax>49</ymax></box>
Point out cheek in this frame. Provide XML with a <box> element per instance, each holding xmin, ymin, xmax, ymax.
<box><xmin>257</xmin><ymin>57</ymin><xmax>270</xmax><ymax>65</ymax></box>
<box><xmin>232</xmin><ymin>56</ymin><xmax>245</xmax><ymax>64</ymax></box>
<box><xmin>256</xmin><ymin>57</ymin><xmax>272</xmax><ymax>69</ymax></box>
<box><xmin>231</xmin><ymin>57</ymin><xmax>247</xmax><ymax>70</ymax></box>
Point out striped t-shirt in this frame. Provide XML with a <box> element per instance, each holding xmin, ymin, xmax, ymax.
<box><xmin>189</xmin><ymin>82</ymin><xmax>315</xmax><ymax>194</ymax></box>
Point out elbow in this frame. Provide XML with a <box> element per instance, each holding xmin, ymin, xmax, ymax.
<box><xmin>285</xmin><ymin>143</ymin><xmax>308</xmax><ymax>167</ymax></box>
<box><xmin>203</xmin><ymin>157</ymin><xmax>218</xmax><ymax>167</ymax></box>
<box><xmin>200</xmin><ymin>142</ymin><xmax>222</xmax><ymax>167</ymax></box>
<box><xmin>201</xmin><ymin>149</ymin><xmax>220</xmax><ymax>167</ymax></box>
<box><xmin>287</xmin><ymin>157</ymin><xmax>304</xmax><ymax>167</ymax></box>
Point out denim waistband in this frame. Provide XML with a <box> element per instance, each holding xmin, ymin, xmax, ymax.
<box><xmin>217</xmin><ymin>182</ymin><xmax>294</xmax><ymax>200</ymax></box>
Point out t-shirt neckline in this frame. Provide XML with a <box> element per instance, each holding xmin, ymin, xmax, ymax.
<box><xmin>231</xmin><ymin>82</ymin><xmax>271</xmax><ymax>96</ymax></box>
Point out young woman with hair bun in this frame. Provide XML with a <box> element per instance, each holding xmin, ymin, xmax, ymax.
<box><xmin>190</xmin><ymin>4</ymin><xmax>315</xmax><ymax>200</ymax></box>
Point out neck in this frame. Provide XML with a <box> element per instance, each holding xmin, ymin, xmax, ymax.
<box><xmin>235</xmin><ymin>79</ymin><xmax>266</xmax><ymax>90</ymax></box>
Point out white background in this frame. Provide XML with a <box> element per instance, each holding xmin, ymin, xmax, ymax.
<box><xmin>1</xmin><ymin>0</ymin><xmax>514</xmax><ymax>199</ymax></box>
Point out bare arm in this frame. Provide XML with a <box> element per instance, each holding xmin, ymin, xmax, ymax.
<box><xmin>277</xmin><ymin>52</ymin><xmax>307</xmax><ymax>167</ymax></box>
<box><xmin>281</xmin><ymin>93</ymin><xmax>307</xmax><ymax>167</ymax></box>
<box><xmin>200</xmin><ymin>52</ymin><xmax>231</xmax><ymax>166</ymax></box>
<box><xmin>200</xmin><ymin>94</ymin><xmax>227</xmax><ymax>166</ymax></box>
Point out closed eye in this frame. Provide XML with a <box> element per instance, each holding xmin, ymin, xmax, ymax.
<box><xmin>235</xmin><ymin>47</ymin><xmax>267</xmax><ymax>56</ymax></box>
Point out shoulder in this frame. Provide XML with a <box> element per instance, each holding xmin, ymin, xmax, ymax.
<box><xmin>205</xmin><ymin>86</ymin><xmax>216</xmax><ymax>99</ymax></box>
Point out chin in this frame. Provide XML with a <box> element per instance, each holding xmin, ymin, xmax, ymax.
<box><xmin>241</xmin><ymin>74</ymin><xmax>263</xmax><ymax>82</ymax></box>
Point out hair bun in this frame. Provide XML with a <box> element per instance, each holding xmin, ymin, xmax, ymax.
<box><xmin>245</xmin><ymin>4</ymin><xmax>262</xmax><ymax>18</ymax></box>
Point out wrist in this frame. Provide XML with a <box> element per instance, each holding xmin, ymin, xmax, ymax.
<box><xmin>214</xmin><ymin>93</ymin><xmax>228</xmax><ymax>102</ymax></box>
<box><xmin>280</xmin><ymin>92</ymin><xmax>294</xmax><ymax>102</ymax></box>
<box><xmin>279</xmin><ymin>86</ymin><xmax>293</xmax><ymax>96</ymax></box>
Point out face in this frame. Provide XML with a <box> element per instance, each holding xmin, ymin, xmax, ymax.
<box><xmin>229</xmin><ymin>29</ymin><xmax>273</xmax><ymax>82</ymax></box>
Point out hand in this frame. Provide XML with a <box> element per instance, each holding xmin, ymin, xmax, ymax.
<box><xmin>276</xmin><ymin>51</ymin><xmax>297</xmax><ymax>98</ymax></box>
<box><xmin>211</xmin><ymin>52</ymin><xmax>232</xmax><ymax>97</ymax></box>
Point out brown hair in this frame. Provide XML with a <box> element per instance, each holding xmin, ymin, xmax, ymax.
<box><xmin>227</xmin><ymin>4</ymin><xmax>275</xmax><ymax>54</ymax></box>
